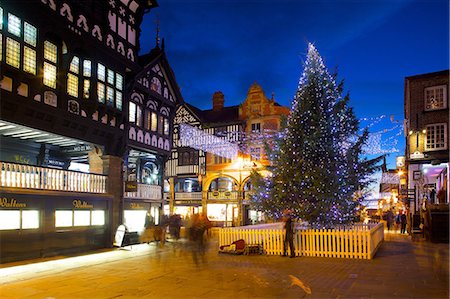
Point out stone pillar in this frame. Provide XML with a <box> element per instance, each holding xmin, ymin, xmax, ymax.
<box><xmin>102</xmin><ymin>155</ymin><xmax>123</xmax><ymax>246</ymax></box>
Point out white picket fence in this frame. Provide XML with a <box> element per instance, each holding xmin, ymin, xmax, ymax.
<box><xmin>218</xmin><ymin>222</ymin><xmax>384</xmax><ymax>259</ymax></box>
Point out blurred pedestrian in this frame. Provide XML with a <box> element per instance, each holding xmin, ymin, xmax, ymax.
<box><xmin>400</xmin><ymin>212</ymin><xmax>407</xmax><ymax>234</ymax></box>
<box><xmin>386</xmin><ymin>209</ymin><xmax>394</xmax><ymax>231</ymax></box>
<box><xmin>187</xmin><ymin>213</ymin><xmax>209</xmax><ymax>265</ymax></box>
<box><xmin>169</xmin><ymin>214</ymin><xmax>182</xmax><ymax>240</ymax></box>
<box><xmin>282</xmin><ymin>209</ymin><xmax>295</xmax><ymax>258</ymax></box>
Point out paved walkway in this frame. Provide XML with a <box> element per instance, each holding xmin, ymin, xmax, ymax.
<box><xmin>0</xmin><ymin>232</ymin><xmax>448</xmax><ymax>299</ymax></box>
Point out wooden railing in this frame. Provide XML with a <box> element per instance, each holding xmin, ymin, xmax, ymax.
<box><xmin>124</xmin><ymin>183</ymin><xmax>162</xmax><ymax>200</ymax></box>
<box><xmin>208</xmin><ymin>191</ymin><xmax>238</xmax><ymax>200</ymax></box>
<box><xmin>0</xmin><ymin>161</ymin><xmax>107</xmax><ymax>193</ymax></box>
<box><xmin>175</xmin><ymin>192</ymin><xmax>203</xmax><ymax>200</ymax></box>
<box><xmin>218</xmin><ymin>222</ymin><xmax>384</xmax><ymax>259</ymax></box>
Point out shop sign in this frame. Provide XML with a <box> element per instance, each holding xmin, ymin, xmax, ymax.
<box><xmin>130</xmin><ymin>203</ymin><xmax>145</xmax><ymax>209</ymax></box>
<box><xmin>410</xmin><ymin>151</ymin><xmax>424</xmax><ymax>160</ymax></box>
<box><xmin>125</xmin><ymin>181</ymin><xmax>138</xmax><ymax>192</ymax></box>
<box><xmin>0</xmin><ymin>197</ymin><xmax>27</xmax><ymax>208</ymax></box>
<box><xmin>73</xmin><ymin>199</ymin><xmax>94</xmax><ymax>209</ymax></box>
<box><xmin>13</xmin><ymin>154</ymin><xmax>31</xmax><ymax>165</ymax></box>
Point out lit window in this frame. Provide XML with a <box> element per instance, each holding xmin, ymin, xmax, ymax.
<box><xmin>145</xmin><ymin>111</ymin><xmax>151</xmax><ymax>130</ymax></box>
<box><xmin>91</xmin><ymin>210</ymin><xmax>105</xmax><ymax>226</ymax></box>
<box><xmin>23</xmin><ymin>46</ymin><xmax>36</xmax><ymax>74</ymax></box>
<box><xmin>107</xmin><ymin>69</ymin><xmax>114</xmax><ymax>85</ymax></box>
<box><xmin>44</xmin><ymin>41</ymin><xmax>57</xmax><ymax>63</ymax></box>
<box><xmin>24</xmin><ymin>22</ymin><xmax>37</xmax><ymax>47</ymax></box>
<box><xmin>97</xmin><ymin>83</ymin><xmax>105</xmax><ymax>103</ymax></box>
<box><xmin>426</xmin><ymin>123</ymin><xmax>447</xmax><ymax>151</ymax></box>
<box><xmin>158</xmin><ymin>115</ymin><xmax>164</xmax><ymax>134</ymax></box>
<box><xmin>151</xmin><ymin>112</ymin><xmax>157</xmax><ymax>132</ymax></box>
<box><xmin>83</xmin><ymin>60</ymin><xmax>91</xmax><ymax>77</ymax></box>
<box><xmin>0</xmin><ymin>7</ymin><xmax>3</xmax><ymax>30</ymax></box>
<box><xmin>6</xmin><ymin>37</ymin><xmax>20</xmax><ymax>68</ymax></box>
<box><xmin>116</xmin><ymin>74</ymin><xmax>123</xmax><ymax>90</ymax></box>
<box><xmin>67</xmin><ymin>73</ymin><xmax>78</xmax><ymax>97</ymax></box>
<box><xmin>83</xmin><ymin>79</ymin><xmax>90</xmax><ymax>99</ymax></box>
<box><xmin>251</xmin><ymin>123</ymin><xmax>261</xmax><ymax>133</ymax></box>
<box><xmin>74</xmin><ymin>210</ymin><xmax>90</xmax><ymax>226</ymax></box>
<box><xmin>69</xmin><ymin>56</ymin><xmax>79</xmax><ymax>74</ymax></box>
<box><xmin>8</xmin><ymin>13</ymin><xmax>21</xmax><ymax>37</ymax></box>
<box><xmin>0</xmin><ymin>33</ymin><xmax>2</xmax><ymax>61</ymax></box>
<box><xmin>0</xmin><ymin>210</ymin><xmax>21</xmax><ymax>230</ymax></box>
<box><xmin>43</xmin><ymin>62</ymin><xmax>57</xmax><ymax>88</ymax></box>
<box><xmin>136</xmin><ymin>105</ymin><xmax>143</xmax><ymax>127</ymax></box>
<box><xmin>55</xmin><ymin>210</ymin><xmax>73</xmax><ymax>227</ymax></box>
<box><xmin>97</xmin><ymin>63</ymin><xmax>106</xmax><ymax>81</ymax></box>
<box><xmin>129</xmin><ymin>102</ymin><xmax>136</xmax><ymax>123</ymax></box>
<box><xmin>425</xmin><ymin>85</ymin><xmax>447</xmax><ymax>111</ymax></box>
<box><xmin>164</xmin><ymin>118</ymin><xmax>169</xmax><ymax>135</ymax></box>
<box><xmin>22</xmin><ymin>210</ymin><xmax>39</xmax><ymax>229</ymax></box>
<box><xmin>106</xmin><ymin>86</ymin><xmax>114</xmax><ymax>105</ymax></box>
<box><xmin>116</xmin><ymin>91</ymin><xmax>122</xmax><ymax>110</ymax></box>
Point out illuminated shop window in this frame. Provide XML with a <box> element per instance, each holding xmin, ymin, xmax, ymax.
<box><xmin>91</xmin><ymin>210</ymin><xmax>105</xmax><ymax>226</ymax></box>
<box><xmin>22</xmin><ymin>210</ymin><xmax>39</xmax><ymax>229</ymax></box>
<box><xmin>7</xmin><ymin>13</ymin><xmax>21</xmax><ymax>37</ymax></box>
<box><xmin>6</xmin><ymin>37</ymin><xmax>20</xmax><ymax>68</ymax></box>
<box><xmin>55</xmin><ymin>210</ymin><xmax>73</xmax><ymax>227</ymax></box>
<box><xmin>43</xmin><ymin>62</ymin><xmax>57</xmax><ymax>88</ymax></box>
<box><xmin>67</xmin><ymin>73</ymin><xmax>78</xmax><ymax>97</ymax></box>
<box><xmin>74</xmin><ymin>210</ymin><xmax>90</xmax><ymax>226</ymax></box>
<box><xmin>23</xmin><ymin>46</ymin><xmax>36</xmax><ymax>74</ymax></box>
<box><xmin>23</xmin><ymin>22</ymin><xmax>37</xmax><ymax>47</ymax></box>
<box><xmin>0</xmin><ymin>210</ymin><xmax>21</xmax><ymax>230</ymax></box>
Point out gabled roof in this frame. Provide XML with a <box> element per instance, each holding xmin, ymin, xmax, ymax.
<box><xmin>184</xmin><ymin>103</ymin><xmax>241</xmax><ymax>127</ymax></box>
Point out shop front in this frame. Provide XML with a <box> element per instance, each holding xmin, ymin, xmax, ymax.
<box><xmin>0</xmin><ymin>191</ymin><xmax>111</xmax><ymax>263</ymax></box>
<box><xmin>122</xmin><ymin>200</ymin><xmax>161</xmax><ymax>234</ymax></box>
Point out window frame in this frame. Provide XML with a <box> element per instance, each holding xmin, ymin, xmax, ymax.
<box><xmin>425</xmin><ymin>123</ymin><xmax>447</xmax><ymax>151</ymax></box>
<box><xmin>424</xmin><ymin>85</ymin><xmax>448</xmax><ymax>111</ymax></box>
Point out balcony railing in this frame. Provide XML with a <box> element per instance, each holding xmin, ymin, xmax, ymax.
<box><xmin>0</xmin><ymin>161</ymin><xmax>107</xmax><ymax>193</ymax></box>
<box><xmin>175</xmin><ymin>192</ymin><xmax>203</xmax><ymax>201</ymax></box>
<box><xmin>124</xmin><ymin>183</ymin><xmax>162</xmax><ymax>200</ymax></box>
<box><xmin>208</xmin><ymin>191</ymin><xmax>238</xmax><ymax>200</ymax></box>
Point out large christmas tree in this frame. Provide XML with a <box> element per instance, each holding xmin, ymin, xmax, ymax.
<box><xmin>250</xmin><ymin>43</ymin><xmax>382</xmax><ymax>228</ymax></box>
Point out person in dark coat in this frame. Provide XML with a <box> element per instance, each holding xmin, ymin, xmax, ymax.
<box><xmin>283</xmin><ymin>210</ymin><xmax>295</xmax><ymax>258</ymax></box>
<box><xmin>400</xmin><ymin>212</ymin><xmax>407</xmax><ymax>234</ymax></box>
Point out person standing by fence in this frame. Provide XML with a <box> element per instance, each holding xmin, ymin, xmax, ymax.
<box><xmin>283</xmin><ymin>210</ymin><xmax>295</xmax><ymax>258</ymax></box>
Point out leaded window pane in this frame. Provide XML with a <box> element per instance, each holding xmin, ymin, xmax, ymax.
<box><xmin>44</xmin><ymin>41</ymin><xmax>57</xmax><ymax>63</ymax></box>
<box><xmin>97</xmin><ymin>83</ymin><xmax>105</xmax><ymax>103</ymax></box>
<box><xmin>116</xmin><ymin>91</ymin><xmax>122</xmax><ymax>110</ymax></box>
<box><xmin>8</xmin><ymin>13</ymin><xmax>21</xmax><ymax>37</ymax></box>
<box><xmin>129</xmin><ymin>102</ymin><xmax>136</xmax><ymax>123</ymax></box>
<box><xmin>24</xmin><ymin>22</ymin><xmax>37</xmax><ymax>47</ymax></box>
<box><xmin>67</xmin><ymin>73</ymin><xmax>78</xmax><ymax>97</ymax></box>
<box><xmin>116</xmin><ymin>73</ymin><xmax>123</xmax><ymax>90</ymax></box>
<box><xmin>23</xmin><ymin>46</ymin><xmax>36</xmax><ymax>74</ymax></box>
<box><xmin>69</xmin><ymin>56</ymin><xmax>79</xmax><ymax>74</ymax></box>
<box><xmin>107</xmin><ymin>69</ymin><xmax>114</xmax><ymax>85</ymax></box>
<box><xmin>43</xmin><ymin>62</ymin><xmax>57</xmax><ymax>88</ymax></box>
<box><xmin>106</xmin><ymin>86</ymin><xmax>114</xmax><ymax>105</ymax></box>
<box><xmin>151</xmin><ymin>112</ymin><xmax>157</xmax><ymax>132</ymax></box>
<box><xmin>97</xmin><ymin>63</ymin><xmax>105</xmax><ymax>82</ymax></box>
<box><xmin>83</xmin><ymin>79</ymin><xmax>90</xmax><ymax>99</ymax></box>
<box><xmin>6</xmin><ymin>37</ymin><xmax>20</xmax><ymax>68</ymax></box>
<box><xmin>83</xmin><ymin>60</ymin><xmax>91</xmax><ymax>77</ymax></box>
<box><xmin>0</xmin><ymin>8</ymin><xmax>3</xmax><ymax>30</ymax></box>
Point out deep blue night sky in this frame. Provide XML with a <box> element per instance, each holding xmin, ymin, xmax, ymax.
<box><xmin>139</xmin><ymin>0</ymin><xmax>449</xmax><ymax>171</ymax></box>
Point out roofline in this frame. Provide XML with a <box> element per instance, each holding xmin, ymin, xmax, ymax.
<box><xmin>405</xmin><ymin>69</ymin><xmax>449</xmax><ymax>80</ymax></box>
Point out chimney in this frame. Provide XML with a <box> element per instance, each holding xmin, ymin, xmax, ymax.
<box><xmin>212</xmin><ymin>91</ymin><xmax>225</xmax><ymax>111</ymax></box>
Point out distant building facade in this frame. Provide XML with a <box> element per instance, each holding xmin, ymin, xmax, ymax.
<box><xmin>404</xmin><ymin>70</ymin><xmax>449</xmax><ymax>242</ymax></box>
